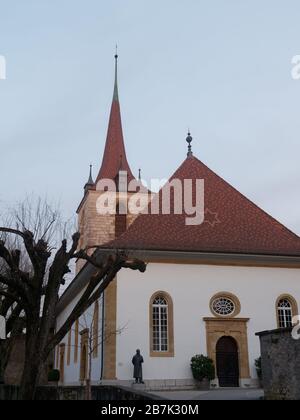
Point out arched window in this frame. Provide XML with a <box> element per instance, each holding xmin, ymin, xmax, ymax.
<box><xmin>115</xmin><ymin>201</ymin><xmax>127</xmax><ymax>237</ymax></box>
<box><xmin>74</xmin><ymin>319</ymin><xmax>79</xmax><ymax>364</ymax></box>
<box><xmin>80</xmin><ymin>329</ymin><xmax>89</xmax><ymax>382</ymax></box>
<box><xmin>67</xmin><ymin>329</ymin><xmax>72</xmax><ymax>366</ymax></box>
<box><xmin>276</xmin><ymin>295</ymin><xmax>298</xmax><ymax>328</ymax></box>
<box><xmin>80</xmin><ymin>345</ymin><xmax>87</xmax><ymax>381</ymax></box>
<box><xmin>150</xmin><ymin>292</ymin><xmax>174</xmax><ymax>357</ymax></box>
<box><xmin>93</xmin><ymin>301</ymin><xmax>99</xmax><ymax>358</ymax></box>
<box><xmin>59</xmin><ymin>344</ymin><xmax>65</xmax><ymax>383</ymax></box>
<box><xmin>277</xmin><ymin>299</ymin><xmax>292</xmax><ymax>328</ymax></box>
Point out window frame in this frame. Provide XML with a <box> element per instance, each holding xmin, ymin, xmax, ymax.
<box><xmin>276</xmin><ymin>294</ymin><xmax>298</xmax><ymax>329</ymax></box>
<box><xmin>149</xmin><ymin>291</ymin><xmax>174</xmax><ymax>358</ymax></box>
<box><xmin>209</xmin><ymin>292</ymin><xmax>241</xmax><ymax>318</ymax></box>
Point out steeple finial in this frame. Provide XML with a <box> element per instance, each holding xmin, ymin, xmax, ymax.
<box><xmin>84</xmin><ymin>164</ymin><xmax>94</xmax><ymax>192</ymax></box>
<box><xmin>88</xmin><ymin>164</ymin><xmax>94</xmax><ymax>184</ymax></box>
<box><xmin>138</xmin><ymin>168</ymin><xmax>141</xmax><ymax>181</ymax></box>
<box><xmin>186</xmin><ymin>131</ymin><xmax>193</xmax><ymax>157</ymax></box>
<box><xmin>113</xmin><ymin>46</ymin><xmax>119</xmax><ymax>101</ymax></box>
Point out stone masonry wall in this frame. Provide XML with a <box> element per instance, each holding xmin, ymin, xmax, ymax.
<box><xmin>257</xmin><ymin>327</ymin><xmax>300</xmax><ymax>400</ymax></box>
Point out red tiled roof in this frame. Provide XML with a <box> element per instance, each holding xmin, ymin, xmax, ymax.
<box><xmin>103</xmin><ymin>155</ymin><xmax>300</xmax><ymax>256</ymax></box>
<box><xmin>96</xmin><ymin>98</ymin><xmax>135</xmax><ymax>183</ymax></box>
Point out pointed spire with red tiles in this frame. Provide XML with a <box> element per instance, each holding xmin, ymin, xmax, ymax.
<box><xmin>96</xmin><ymin>51</ymin><xmax>135</xmax><ymax>184</ymax></box>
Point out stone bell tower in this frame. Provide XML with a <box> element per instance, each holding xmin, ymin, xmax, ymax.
<box><xmin>76</xmin><ymin>52</ymin><xmax>145</xmax><ymax>263</ymax></box>
<box><xmin>76</xmin><ymin>53</ymin><xmax>149</xmax><ymax>379</ymax></box>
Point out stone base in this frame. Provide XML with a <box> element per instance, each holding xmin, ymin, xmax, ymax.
<box><xmin>75</xmin><ymin>378</ymin><xmax>260</xmax><ymax>391</ymax></box>
<box><xmin>99</xmin><ymin>379</ymin><xmax>197</xmax><ymax>391</ymax></box>
<box><xmin>131</xmin><ymin>383</ymin><xmax>146</xmax><ymax>391</ymax></box>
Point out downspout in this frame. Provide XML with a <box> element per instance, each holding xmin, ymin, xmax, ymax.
<box><xmin>100</xmin><ymin>291</ymin><xmax>105</xmax><ymax>381</ymax></box>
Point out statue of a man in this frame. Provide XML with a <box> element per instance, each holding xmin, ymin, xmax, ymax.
<box><xmin>132</xmin><ymin>349</ymin><xmax>144</xmax><ymax>384</ymax></box>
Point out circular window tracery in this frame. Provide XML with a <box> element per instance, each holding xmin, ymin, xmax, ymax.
<box><xmin>210</xmin><ymin>293</ymin><xmax>241</xmax><ymax>318</ymax></box>
<box><xmin>212</xmin><ymin>297</ymin><xmax>235</xmax><ymax>316</ymax></box>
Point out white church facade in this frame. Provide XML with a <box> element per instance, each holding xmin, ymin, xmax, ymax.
<box><xmin>55</xmin><ymin>55</ymin><xmax>300</xmax><ymax>389</ymax></box>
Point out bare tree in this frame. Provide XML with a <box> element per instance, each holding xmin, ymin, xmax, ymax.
<box><xmin>0</xmin><ymin>198</ymin><xmax>146</xmax><ymax>400</ymax></box>
<box><xmin>72</xmin><ymin>306</ymin><xmax>126</xmax><ymax>400</ymax></box>
<box><xmin>0</xmin><ymin>223</ymin><xmax>26</xmax><ymax>383</ymax></box>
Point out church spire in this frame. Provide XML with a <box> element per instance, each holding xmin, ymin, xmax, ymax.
<box><xmin>113</xmin><ymin>46</ymin><xmax>119</xmax><ymax>102</ymax></box>
<box><xmin>96</xmin><ymin>51</ymin><xmax>135</xmax><ymax>185</ymax></box>
<box><xmin>87</xmin><ymin>164</ymin><xmax>94</xmax><ymax>185</ymax></box>
<box><xmin>84</xmin><ymin>164</ymin><xmax>94</xmax><ymax>193</ymax></box>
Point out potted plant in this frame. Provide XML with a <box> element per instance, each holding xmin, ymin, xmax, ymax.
<box><xmin>190</xmin><ymin>355</ymin><xmax>215</xmax><ymax>390</ymax></box>
<box><xmin>255</xmin><ymin>357</ymin><xmax>263</xmax><ymax>388</ymax></box>
<box><xmin>48</xmin><ymin>369</ymin><xmax>60</xmax><ymax>385</ymax></box>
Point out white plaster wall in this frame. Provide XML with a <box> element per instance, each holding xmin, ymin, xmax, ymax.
<box><xmin>55</xmin><ymin>292</ymin><xmax>104</xmax><ymax>385</ymax></box>
<box><xmin>116</xmin><ymin>263</ymin><xmax>300</xmax><ymax>381</ymax></box>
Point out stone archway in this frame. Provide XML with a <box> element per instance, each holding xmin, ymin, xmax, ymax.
<box><xmin>216</xmin><ymin>336</ymin><xmax>239</xmax><ymax>387</ymax></box>
<box><xmin>204</xmin><ymin>317</ymin><xmax>251</xmax><ymax>387</ymax></box>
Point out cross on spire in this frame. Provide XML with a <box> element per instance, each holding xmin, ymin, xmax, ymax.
<box><xmin>84</xmin><ymin>164</ymin><xmax>94</xmax><ymax>192</ymax></box>
<box><xmin>113</xmin><ymin>45</ymin><xmax>119</xmax><ymax>101</ymax></box>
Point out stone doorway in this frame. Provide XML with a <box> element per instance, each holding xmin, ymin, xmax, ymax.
<box><xmin>216</xmin><ymin>336</ymin><xmax>239</xmax><ymax>387</ymax></box>
<box><xmin>204</xmin><ymin>317</ymin><xmax>251</xmax><ymax>387</ymax></box>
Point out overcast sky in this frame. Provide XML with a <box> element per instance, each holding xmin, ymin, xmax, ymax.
<box><xmin>0</xmin><ymin>0</ymin><xmax>300</xmax><ymax>235</ymax></box>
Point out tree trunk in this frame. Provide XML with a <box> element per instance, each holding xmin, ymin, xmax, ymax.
<box><xmin>19</xmin><ymin>358</ymin><xmax>41</xmax><ymax>400</ymax></box>
<box><xmin>0</xmin><ymin>335</ymin><xmax>19</xmax><ymax>384</ymax></box>
<box><xmin>19</xmin><ymin>320</ymin><xmax>42</xmax><ymax>400</ymax></box>
<box><xmin>86</xmin><ymin>337</ymin><xmax>92</xmax><ymax>400</ymax></box>
<box><xmin>0</xmin><ymin>340</ymin><xmax>8</xmax><ymax>383</ymax></box>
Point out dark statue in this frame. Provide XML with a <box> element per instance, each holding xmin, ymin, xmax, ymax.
<box><xmin>132</xmin><ymin>349</ymin><xmax>144</xmax><ymax>384</ymax></box>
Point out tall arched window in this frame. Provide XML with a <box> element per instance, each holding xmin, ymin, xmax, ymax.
<box><xmin>150</xmin><ymin>292</ymin><xmax>174</xmax><ymax>357</ymax></box>
<box><xmin>80</xmin><ymin>345</ymin><xmax>87</xmax><ymax>381</ymax></box>
<box><xmin>67</xmin><ymin>329</ymin><xmax>72</xmax><ymax>366</ymax></box>
<box><xmin>115</xmin><ymin>201</ymin><xmax>127</xmax><ymax>237</ymax></box>
<box><xmin>80</xmin><ymin>329</ymin><xmax>89</xmax><ymax>382</ymax></box>
<box><xmin>276</xmin><ymin>295</ymin><xmax>298</xmax><ymax>328</ymax></box>
<box><xmin>74</xmin><ymin>319</ymin><xmax>79</xmax><ymax>364</ymax></box>
<box><xmin>59</xmin><ymin>343</ymin><xmax>65</xmax><ymax>383</ymax></box>
<box><xmin>93</xmin><ymin>301</ymin><xmax>99</xmax><ymax>358</ymax></box>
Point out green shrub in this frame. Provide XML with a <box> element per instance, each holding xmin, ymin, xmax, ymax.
<box><xmin>48</xmin><ymin>369</ymin><xmax>60</xmax><ymax>382</ymax></box>
<box><xmin>190</xmin><ymin>355</ymin><xmax>215</xmax><ymax>381</ymax></box>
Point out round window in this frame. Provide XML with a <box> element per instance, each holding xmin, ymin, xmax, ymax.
<box><xmin>212</xmin><ymin>297</ymin><xmax>235</xmax><ymax>316</ymax></box>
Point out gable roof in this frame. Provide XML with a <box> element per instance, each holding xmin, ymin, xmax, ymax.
<box><xmin>102</xmin><ymin>155</ymin><xmax>300</xmax><ymax>257</ymax></box>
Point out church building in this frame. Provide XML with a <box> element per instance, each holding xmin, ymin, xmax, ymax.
<box><xmin>55</xmin><ymin>54</ymin><xmax>300</xmax><ymax>389</ymax></box>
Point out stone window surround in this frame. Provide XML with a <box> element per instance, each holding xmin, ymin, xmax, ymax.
<box><xmin>276</xmin><ymin>294</ymin><xmax>298</xmax><ymax>329</ymax></box>
<box><xmin>204</xmin><ymin>317</ymin><xmax>251</xmax><ymax>385</ymax></box>
<box><xmin>149</xmin><ymin>291</ymin><xmax>174</xmax><ymax>358</ymax></box>
<box><xmin>209</xmin><ymin>292</ymin><xmax>241</xmax><ymax>318</ymax></box>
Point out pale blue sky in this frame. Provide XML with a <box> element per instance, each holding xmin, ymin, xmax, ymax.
<box><xmin>0</xmin><ymin>0</ymin><xmax>300</xmax><ymax>234</ymax></box>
